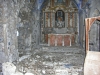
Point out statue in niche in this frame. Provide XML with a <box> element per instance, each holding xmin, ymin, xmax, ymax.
<box><xmin>56</xmin><ymin>16</ymin><xmax>64</xmax><ymax>27</ymax></box>
<box><xmin>55</xmin><ymin>10</ymin><xmax>65</xmax><ymax>28</ymax></box>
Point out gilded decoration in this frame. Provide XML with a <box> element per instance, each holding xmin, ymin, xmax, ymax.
<box><xmin>41</xmin><ymin>0</ymin><xmax>78</xmax><ymax>45</ymax></box>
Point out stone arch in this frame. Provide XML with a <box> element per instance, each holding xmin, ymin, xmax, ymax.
<box><xmin>92</xmin><ymin>8</ymin><xmax>100</xmax><ymax>17</ymax></box>
<box><xmin>55</xmin><ymin>10</ymin><xmax>65</xmax><ymax>21</ymax></box>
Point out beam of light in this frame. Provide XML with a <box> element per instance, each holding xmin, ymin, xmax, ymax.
<box><xmin>37</xmin><ymin>0</ymin><xmax>44</xmax><ymax>10</ymax></box>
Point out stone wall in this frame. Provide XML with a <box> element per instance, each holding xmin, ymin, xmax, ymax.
<box><xmin>78</xmin><ymin>0</ymin><xmax>100</xmax><ymax>48</ymax></box>
<box><xmin>0</xmin><ymin>0</ymin><xmax>36</xmax><ymax>62</ymax></box>
<box><xmin>79</xmin><ymin>10</ymin><xmax>85</xmax><ymax>47</ymax></box>
<box><xmin>31</xmin><ymin>10</ymin><xmax>41</xmax><ymax>49</ymax></box>
<box><xmin>17</xmin><ymin>0</ymin><xmax>35</xmax><ymax>55</ymax></box>
<box><xmin>0</xmin><ymin>0</ymin><xmax>7</xmax><ymax>63</ymax></box>
<box><xmin>89</xmin><ymin>0</ymin><xmax>100</xmax><ymax>17</ymax></box>
<box><xmin>0</xmin><ymin>0</ymin><xmax>21</xmax><ymax>62</ymax></box>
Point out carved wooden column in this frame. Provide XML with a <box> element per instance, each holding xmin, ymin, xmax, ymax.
<box><xmin>68</xmin><ymin>13</ymin><xmax>70</xmax><ymax>27</ymax></box>
<box><xmin>51</xmin><ymin>0</ymin><xmax>54</xmax><ymax>7</ymax></box>
<box><xmin>66</xmin><ymin>0</ymin><xmax>69</xmax><ymax>7</ymax></box>
<box><xmin>99</xmin><ymin>22</ymin><xmax>100</xmax><ymax>51</ymax></box>
<box><xmin>65</xmin><ymin>12</ymin><xmax>68</xmax><ymax>27</ymax></box>
<box><xmin>85</xmin><ymin>18</ymin><xmax>89</xmax><ymax>52</ymax></box>
<box><xmin>52</xmin><ymin>12</ymin><xmax>55</xmax><ymax>27</ymax></box>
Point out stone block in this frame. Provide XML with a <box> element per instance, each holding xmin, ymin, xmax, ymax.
<box><xmin>11</xmin><ymin>72</ymin><xmax>23</xmax><ymax>75</ymax></box>
<box><xmin>2</xmin><ymin>62</ymin><xmax>16</xmax><ymax>75</ymax></box>
<box><xmin>25</xmin><ymin>73</ymin><xmax>34</xmax><ymax>75</ymax></box>
<box><xmin>55</xmin><ymin>69</ymin><xmax>68</xmax><ymax>75</ymax></box>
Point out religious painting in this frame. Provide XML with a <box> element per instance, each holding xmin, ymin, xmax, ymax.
<box><xmin>55</xmin><ymin>10</ymin><xmax>65</xmax><ymax>28</ymax></box>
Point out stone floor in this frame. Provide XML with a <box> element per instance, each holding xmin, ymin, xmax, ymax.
<box><xmin>16</xmin><ymin>46</ymin><xmax>85</xmax><ymax>75</ymax></box>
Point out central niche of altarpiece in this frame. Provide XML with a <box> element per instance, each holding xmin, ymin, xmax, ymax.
<box><xmin>55</xmin><ymin>10</ymin><xmax>65</xmax><ymax>28</ymax></box>
<box><xmin>40</xmin><ymin>0</ymin><xmax>78</xmax><ymax>44</ymax></box>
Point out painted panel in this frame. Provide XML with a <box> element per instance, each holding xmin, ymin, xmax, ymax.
<box><xmin>50</xmin><ymin>34</ymin><xmax>56</xmax><ymax>46</ymax></box>
<box><xmin>57</xmin><ymin>35</ymin><xmax>63</xmax><ymax>46</ymax></box>
<box><xmin>64</xmin><ymin>35</ymin><xmax>70</xmax><ymax>46</ymax></box>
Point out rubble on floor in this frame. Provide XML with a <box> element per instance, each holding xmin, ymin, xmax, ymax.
<box><xmin>2</xmin><ymin>62</ymin><xmax>34</xmax><ymax>75</ymax></box>
<box><xmin>2</xmin><ymin>62</ymin><xmax>16</xmax><ymax>75</ymax></box>
<box><xmin>15</xmin><ymin>46</ymin><xmax>85</xmax><ymax>75</ymax></box>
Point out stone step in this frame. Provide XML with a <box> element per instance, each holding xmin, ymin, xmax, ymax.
<box><xmin>41</xmin><ymin>46</ymin><xmax>84</xmax><ymax>51</ymax></box>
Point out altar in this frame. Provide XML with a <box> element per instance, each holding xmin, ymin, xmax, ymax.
<box><xmin>48</xmin><ymin>34</ymin><xmax>75</xmax><ymax>46</ymax></box>
<box><xmin>40</xmin><ymin>0</ymin><xmax>78</xmax><ymax>47</ymax></box>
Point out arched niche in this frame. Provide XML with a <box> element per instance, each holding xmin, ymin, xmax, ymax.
<box><xmin>55</xmin><ymin>10</ymin><xmax>65</xmax><ymax>28</ymax></box>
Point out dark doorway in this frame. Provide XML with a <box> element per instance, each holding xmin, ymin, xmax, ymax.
<box><xmin>89</xmin><ymin>20</ymin><xmax>100</xmax><ymax>52</ymax></box>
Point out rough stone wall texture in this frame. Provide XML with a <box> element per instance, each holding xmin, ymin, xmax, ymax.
<box><xmin>79</xmin><ymin>10</ymin><xmax>85</xmax><ymax>47</ymax></box>
<box><xmin>0</xmin><ymin>0</ymin><xmax>7</xmax><ymax>63</ymax></box>
<box><xmin>0</xmin><ymin>0</ymin><xmax>36</xmax><ymax>62</ymax></box>
<box><xmin>89</xmin><ymin>23</ymin><xmax>99</xmax><ymax>51</ymax></box>
<box><xmin>1</xmin><ymin>0</ymin><xmax>20</xmax><ymax>62</ymax></box>
<box><xmin>0</xmin><ymin>0</ymin><xmax>41</xmax><ymax>62</ymax></box>
<box><xmin>17</xmin><ymin>0</ymin><xmax>35</xmax><ymax>55</ymax></box>
<box><xmin>31</xmin><ymin>9</ymin><xmax>41</xmax><ymax>49</ymax></box>
<box><xmin>89</xmin><ymin>0</ymin><xmax>100</xmax><ymax>17</ymax></box>
<box><xmin>79</xmin><ymin>0</ymin><xmax>100</xmax><ymax>48</ymax></box>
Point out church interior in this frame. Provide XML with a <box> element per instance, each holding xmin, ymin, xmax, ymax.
<box><xmin>0</xmin><ymin>0</ymin><xmax>100</xmax><ymax>75</ymax></box>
